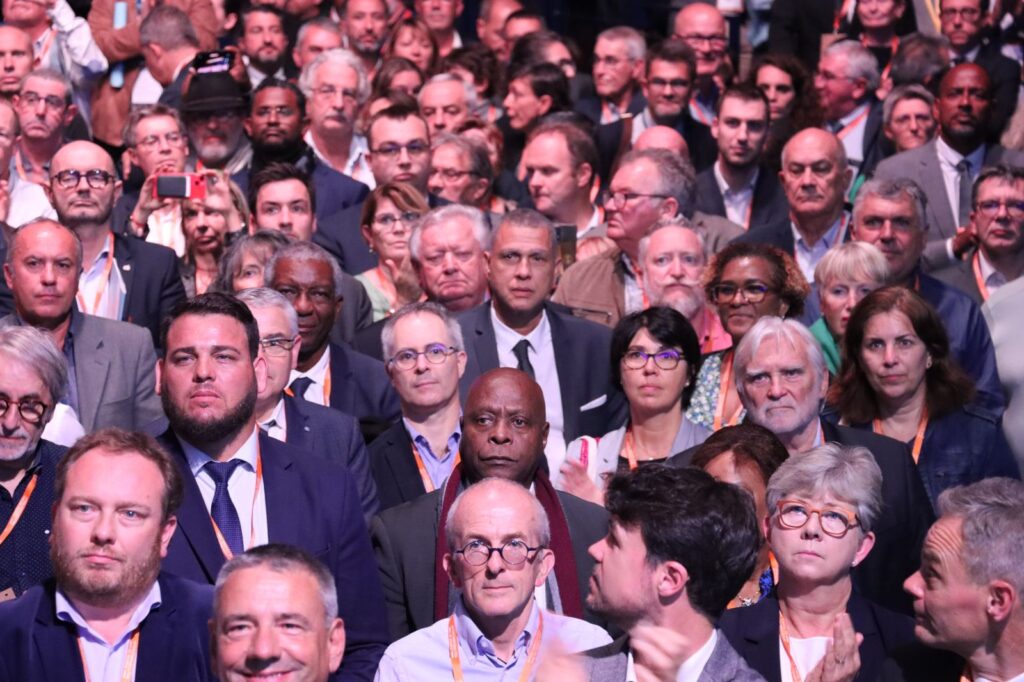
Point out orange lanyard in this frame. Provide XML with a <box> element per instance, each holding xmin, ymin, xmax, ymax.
<box><xmin>284</xmin><ymin>369</ymin><xmax>332</xmax><ymax>404</ymax></box>
<box><xmin>836</xmin><ymin>108</ymin><xmax>870</xmax><ymax>141</ymax></box>
<box><xmin>411</xmin><ymin>444</ymin><xmax>460</xmax><ymax>493</ymax></box>
<box><xmin>0</xmin><ymin>473</ymin><xmax>38</xmax><ymax>546</ymax></box>
<box><xmin>872</xmin><ymin>408</ymin><xmax>929</xmax><ymax>464</ymax></box>
<box><xmin>778</xmin><ymin>609</ymin><xmax>804</xmax><ymax>682</ymax></box>
<box><xmin>78</xmin><ymin>629</ymin><xmax>140</xmax><ymax>682</ymax></box>
<box><xmin>713</xmin><ymin>351</ymin><xmax>744</xmax><ymax>431</ymax></box>
<box><xmin>971</xmin><ymin>252</ymin><xmax>990</xmax><ymax>302</ymax></box>
<box><xmin>209</xmin><ymin>451</ymin><xmax>263</xmax><ymax>560</ymax></box>
<box><xmin>35</xmin><ymin>28</ymin><xmax>57</xmax><ymax>66</ymax></box>
<box><xmin>448</xmin><ymin>610</ymin><xmax>544</xmax><ymax>681</ymax></box>
<box><xmin>76</xmin><ymin>234</ymin><xmax>116</xmax><ymax>316</ymax></box>
<box><xmin>620</xmin><ymin>427</ymin><xmax>640</xmax><ymax>471</ymax></box>
<box><xmin>861</xmin><ymin>35</ymin><xmax>899</xmax><ymax>81</ymax></box>
<box><xmin>13</xmin><ymin>149</ymin><xmax>29</xmax><ymax>182</ymax></box>
<box><xmin>690</xmin><ymin>99</ymin><xmax>713</xmax><ymax>126</ymax></box>
<box><xmin>741</xmin><ymin>197</ymin><xmax>754</xmax><ymax>231</ymax></box>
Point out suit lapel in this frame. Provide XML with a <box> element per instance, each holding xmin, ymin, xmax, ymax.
<box><xmin>327</xmin><ymin>343</ymin><xmax>350</xmax><ymax>413</ymax></box>
<box><xmin>113</xmin><ymin>235</ymin><xmax>136</xmax><ymax>323</ymax></box>
<box><xmin>71</xmin><ymin>317</ymin><xmax>110</xmax><ymax>431</ymax></box>
<box><xmin>547</xmin><ymin>306</ymin><xmax>580</xmax><ymax>440</ymax></box>
<box><xmin>922</xmin><ymin>143</ymin><xmax>957</xmax><ymax>240</ymax></box>
<box><xmin>471</xmin><ymin>304</ymin><xmax>501</xmax><ymax>372</ymax></box>
<box><xmin>261</xmin><ymin>436</ymin><xmax>303</xmax><ymax>546</ymax></box>
<box><xmin>135</xmin><ymin>593</ymin><xmax>177</xmax><ymax>681</ymax></box>
<box><xmin>699</xmin><ymin>171</ymin><xmax>727</xmax><ymax>217</ymax></box>
<box><xmin>384</xmin><ymin>425</ymin><xmax>427</xmax><ymax>500</ymax></box>
<box><xmin>283</xmin><ymin>396</ymin><xmax>312</xmax><ymax>450</ymax></box>
<box><xmin>33</xmin><ymin>590</ymin><xmax>86</xmax><ymax>682</ymax></box>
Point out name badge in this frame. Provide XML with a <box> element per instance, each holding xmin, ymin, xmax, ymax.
<box><xmin>0</xmin><ymin>587</ymin><xmax>17</xmax><ymax>603</ymax></box>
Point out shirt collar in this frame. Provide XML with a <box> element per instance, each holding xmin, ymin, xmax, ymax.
<box><xmin>259</xmin><ymin>397</ymin><xmax>287</xmax><ymax>431</ymax></box>
<box><xmin>625</xmin><ymin>630</ymin><xmax>718</xmax><ymax>682</ymax></box>
<box><xmin>56</xmin><ymin>580</ymin><xmax>162</xmax><ymax>644</ymax></box>
<box><xmin>181</xmin><ymin>427</ymin><xmax>260</xmax><ymax>477</ymax></box>
<box><xmin>491</xmin><ymin>305</ymin><xmax>549</xmax><ymax>350</ymax></box>
<box><xmin>403</xmin><ymin>417</ymin><xmax>461</xmax><ymax>448</ymax></box>
<box><xmin>712</xmin><ymin>161</ymin><xmax>759</xmax><ymax>197</ymax></box>
<box><xmin>936</xmin><ymin>135</ymin><xmax>986</xmax><ymax>170</ymax></box>
<box><xmin>792</xmin><ymin>213</ymin><xmax>847</xmax><ymax>249</ymax></box>
<box><xmin>976</xmin><ymin>250</ymin><xmax>1007</xmax><ymax>288</ymax></box>
<box><xmin>291</xmin><ymin>345</ymin><xmax>331</xmax><ymax>386</ymax></box>
<box><xmin>455</xmin><ymin>596</ymin><xmax>540</xmax><ymax>661</ymax></box>
<box><xmin>837</xmin><ymin>101</ymin><xmax>870</xmax><ymax>127</ymax></box>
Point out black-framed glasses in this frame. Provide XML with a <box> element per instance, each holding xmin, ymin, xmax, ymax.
<box><xmin>710</xmin><ymin>282</ymin><xmax>774</xmax><ymax>304</ymax></box>
<box><xmin>775</xmin><ymin>500</ymin><xmax>860</xmax><ymax>538</ymax></box>
<box><xmin>53</xmin><ymin>169</ymin><xmax>115</xmax><ymax>190</ymax></box>
<box><xmin>374</xmin><ymin>212</ymin><xmax>421</xmax><ymax>230</ymax></box>
<box><xmin>259</xmin><ymin>337</ymin><xmax>297</xmax><ymax>357</ymax></box>
<box><xmin>622</xmin><ymin>348</ymin><xmax>685</xmax><ymax>370</ymax></box>
<box><xmin>677</xmin><ymin>33</ymin><xmax>727</xmax><ymax>48</ymax></box>
<box><xmin>388</xmin><ymin>343</ymin><xmax>457</xmax><ymax>370</ymax></box>
<box><xmin>939</xmin><ymin>7</ymin><xmax>980</xmax><ymax>19</ymax></box>
<box><xmin>605</xmin><ymin>191</ymin><xmax>672</xmax><ymax>208</ymax></box>
<box><xmin>455</xmin><ymin>539</ymin><xmax>543</xmax><ymax>566</ymax></box>
<box><xmin>372</xmin><ymin>140</ymin><xmax>430</xmax><ymax>158</ymax></box>
<box><xmin>0</xmin><ymin>397</ymin><xmax>49</xmax><ymax>425</ymax></box>
<box><xmin>976</xmin><ymin>199</ymin><xmax>1024</xmax><ymax>218</ymax></box>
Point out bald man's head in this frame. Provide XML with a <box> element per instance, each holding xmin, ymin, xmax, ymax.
<box><xmin>780</xmin><ymin>128</ymin><xmax>850</xmax><ymax>220</ymax></box>
<box><xmin>46</xmin><ymin>141</ymin><xmax>122</xmax><ymax>229</ymax></box>
<box><xmin>672</xmin><ymin>3</ymin><xmax>726</xmax><ymax>80</ymax></box>
<box><xmin>460</xmin><ymin>368</ymin><xmax>549</xmax><ymax>486</ymax></box>
<box><xmin>634</xmin><ymin>125</ymin><xmax>689</xmax><ymax>162</ymax></box>
<box><xmin>4</xmin><ymin>219</ymin><xmax>82</xmax><ymax>326</ymax></box>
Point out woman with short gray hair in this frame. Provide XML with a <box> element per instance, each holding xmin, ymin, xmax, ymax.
<box><xmin>720</xmin><ymin>443</ymin><xmax>924</xmax><ymax>681</ymax></box>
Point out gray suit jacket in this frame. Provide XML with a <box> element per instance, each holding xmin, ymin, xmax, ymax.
<box><xmin>1</xmin><ymin>311</ymin><xmax>166</xmax><ymax>434</ymax></box>
<box><xmin>873</xmin><ymin>140</ymin><xmax>1024</xmax><ymax>270</ymax></box>
<box><xmin>584</xmin><ymin>632</ymin><xmax>766</xmax><ymax>682</ymax></box>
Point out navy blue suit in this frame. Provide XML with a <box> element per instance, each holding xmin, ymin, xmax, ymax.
<box><xmin>160</xmin><ymin>431</ymin><xmax>389</xmax><ymax>682</ymax></box>
<box><xmin>457</xmin><ymin>302</ymin><xmax>628</xmax><ymax>445</ymax></box>
<box><xmin>282</xmin><ymin>394</ymin><xmax>380</xmax><ymax>521</ymax></box>
<box><xmin>594</xmin><ymin>110</ymin><xmax>716</xmax><ymax>187</ymax></box>
<box><xmin>694</xmin><ymin>165</ymin><xmax>791</xmax><ymax>234</ymax></box>
<box><xmin>0</xmin><ymin>573</ymin><xmax>214</xmax><ymax>682</ymax></box>
<box><xmin>326</xmin><ymin>342</ymin><xmax>401</xmax><ymax>427</ymax></box>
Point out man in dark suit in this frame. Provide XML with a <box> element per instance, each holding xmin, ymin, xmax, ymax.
<box><xmin>694</xmin><ymin>83</ymin><xmax>789</xmax><ymax>235</ymax></box>
<box><xmin>594</xmin><ymin>39</ymin><xmax>716</xmax><ymax>184</ymax></box>
<box><xmin>371</xmin><ymin>302</ymin><xmax>467</xmax><ymax>512</ymax></box>
<box><xmin>458</xmin><ymin>209</ymin><xmax>627</xmax><ymax>473</ymax></box>
<box><xmin>237</xmin><ymin>287</ymin><xmax>379</xmax><ymax>521</ymax></box>
<box><xmin>138</xmin><ymin>5</ymin><xmax>199</xmax><ymax>113</ymax></box>
<box><xmin>0</xmin><ymin>428</ymin><xmax>215</xmax><ymax>682</ymax></box>
<box><xmin>155</xmin><ymin>293</ymin><xmax>389</xmax><ymax>681</ymax></box>
<box><xmin>874</xmin><ymin>64</ymin><xmax>1024</xmax><ymax>271</ymax></box>
<box><xmin>265</xmin><ymin>241</ymin><xmax>400</xmax><ymax>434</ymax></box>
<box><xmin>582</xmin><ymin>465</ymin><xmax>763</xmax><ymax>682</ymax></box>
<box><xmin>574</xmin><ymin>26</ymin><xmax>647</xmax><ymax>126</ymax></box>
<box><xmin>692</xmin><ymin>316</ymin><xmax>933</xmax><ymax>614</ymax></box>
<box><xmin>2</xmin><ymin>220</ymin><xmax>166</xmax><ymax>435</ymax></box>
<box><xmin>371</xmin><ymin>368</ymin><xmax>610</xmax><ymax>640</ymax></box>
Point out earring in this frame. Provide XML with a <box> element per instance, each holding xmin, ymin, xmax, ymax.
<box><xmin>926</xmin><ymin>356</ymin><xmax>933</xmax><ymax>369</ymax></box>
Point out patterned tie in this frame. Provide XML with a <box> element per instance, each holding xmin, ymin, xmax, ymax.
<box><xmin>956</xmin><ymin>159</ymin><xmax>972</xmax><ymax>226</ymax></box>
<box><xmin>289</xmin><ymin>376</ymin><xmax>313</xmax><ymax>401</ymax></box>
<box><xmin>512</xmin><ymin>339</ymin><xmax>535</xmax><ymax>380</ymax></box>
<box><xmin>204</xmin><ymin>460</ymin><xmax>245</xmax><ymax>556</ymax></box>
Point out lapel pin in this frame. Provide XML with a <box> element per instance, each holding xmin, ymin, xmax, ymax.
<box><xmin>122</xmin><ymin>264</ymin><xmax>132</xmax><ymax>271</ymax></box>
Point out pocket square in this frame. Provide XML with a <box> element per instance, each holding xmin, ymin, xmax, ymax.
<box><xmin>580</xmin><ymin>394</ymin><xmax>608</xmax><ymax>411</ymax></box>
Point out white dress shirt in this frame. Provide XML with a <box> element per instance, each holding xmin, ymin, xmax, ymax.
<box><xmin>833</xmin><ymin>102</ymin><xmax>869</xmax><ymax>174</ymax></box>
<box><xmin>180</xmin><ymin>428</ymin><xmax>269</xmax><ymax>550</ymax></box>
<box><xmin>935</xmin><ymin>136</ymin><xmax>986</xmax><ymax>228</ymax></box>
<box><xmin>577</xmin><ymin>205</ymin><xmax>604</xmax><ymax>240</ymax></box>
<box><xmin>258</xmin><ymin>397</ymin><xmax>288</xmax><ymax>442</ymax></box>
<box><xmin>288</xmin><ymin>347</ymin><xmax>331</xmax><ymax>406</ymax></box>
<box><xmin>779</xmin><ymin>635</ymin><xmax>830</xmax><ymax>682</ymax></box>
<box><xmin>7</xmin><ymin>174</ymin><xmax>57</xmax><ymax>228</ymax></box>
<box><xmin>304</xmin><ymin>130</ymin><xmax>376</xmax><ymax>189</ymax></box>
<box><xmin>626</xmin><ymin>629</ymin><xmax>718</xmax><ymax>682</ymax></box>
<box><xmin>491</xmin><ymin>307</ymin><xmax>566</xmax><ymax>467</ymax></box>
<box><xmin>713</xmin><ymin>162</ymin><xmax>759</xmax><ymax>229</ymax></box>
<box><xmin>977</xmin><ymin>251</ymin><xmax>1010</xmax><ymax>297</ymax></box>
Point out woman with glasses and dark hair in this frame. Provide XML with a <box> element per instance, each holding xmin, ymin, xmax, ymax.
<box><xmin>557</xmin><ymin>307</ymin><xmax>708</xmax><ymax>505</ymax></box>
<box><xmin>355</xmin><ymin>182</ymin><xmax>429</xmax><ymax>321</ymax></box>
<box><xmin>687</xmin><ymin>242</ymin><xmax>809</xmax><ymax>431</ymax></box>
<box><xmin>719</xmin><ymin>443</ymin><xmax>923</xmax><ymax>682</ymax></box>
<box><xmin>826</xmin><ymin>287</ymin><xmax>1019</xmax><ymax>508</ymax></box>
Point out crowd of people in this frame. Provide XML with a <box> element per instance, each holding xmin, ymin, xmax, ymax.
<box><xmin>0</xmin><ymin>0</ymin><xmax>1023</xmax><ymax>679</ymax></box>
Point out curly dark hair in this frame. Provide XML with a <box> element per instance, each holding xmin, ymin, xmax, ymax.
<box><xmin>748</xmin><ymin>53</ymin><xmax>824</xmax><ymax>131</ymax></box>
<box><xmin>610</xmin><ymin>307</ymin><xmax>702</xmax><ymax>409</ymax></box>
<box><xmin>702</xmin><ymin>242</ymin><xmax>810</xmax><ymax>320</ymax></box>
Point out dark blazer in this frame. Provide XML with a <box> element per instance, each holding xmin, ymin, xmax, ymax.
<box><xmin>694</xmin><ymin>165</ymin><xmax>791</xmax><ymax>235</ymax></box>
<box><xmin>370</xmin><ymin>484</ymin><xmax>609</xmax><ymax>640</ymax></box>
<box><xmin>767</xmin><ymin>0</ymin><xmax>833</xmax><ymax>73</ymax></box>
<box><xmin>574</xmin><ymin>89</ymin><xmax>647</xmax><ymax>126</ymax></box>
<box><xmin>584</xmin><ymin>631</ymin><xmax>765</xmax><ymax>682</ymax></box>
<box><xmin>932</xmin><ymin>259</ymin><xmax>984</xmax><ymax>304</ymax></box>
<box><xmin>160</xmin><ymin>431</ymin><xmax>389</xmax><ymax>681</ymax></box>
<box><xmin>857</xmin><ymin>99</ymin><xmax>887</xmax><ymax>180</ymax></box>
<box><xmin>326</xmin><ymin>342</ymin><xmax>401</xmax><ymax>426</ymax></box>
<box><xmin>368</xmin><ymin>419</ymin><xmax>428</xmax><ymax>512</ymax></box>
<box><xmin>350</xmin><ymin>317</ymin><xmax>386</xmax><ymax>361</ymax></box>
<box><xmin>594</xmin><ymin>110</ymin><xmax>717</xmax><ymax>186</ymax></box>
<box><xmin>719</xmin><ymin>592</ymin><xmax>924</xmax><ymax>682</ymax></box>
<box><xmin>0</xmin><ymin>573</ymin><xmax>215</xmax><ymax>682</ymax></box>
<box><xmin>973</xmin><ymin>42</ymin><xmax>1021</xmax><ymax>140</ymax></box>
<box><xmin>113</xmin><ymin>232</ymin><xmax>188</xmax><ymax>348</ymax></box>
<box><xmin>282</xmin><ymin>394</ymin><xmax>380</xmax><ymax>522</ymax></box>
<box><xmin>456</xmin><ymin>301</ymin><xmax>628</xmax><ymax>444</ymax></box>
<box><xmin>157</xmin><ymin>66</ymin><xmax>190</xmax><ymax>111</ymax></box>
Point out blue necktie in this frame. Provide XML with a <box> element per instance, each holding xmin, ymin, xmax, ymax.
<box><xmin>204</xmin><ymin>460</ymin><xmax>245</xmax><ymax>556</ymax></box>
<box><xmin>289</xmin><ymin>376</ymin><xmax>313</xmax><ymax>400</ymax></box>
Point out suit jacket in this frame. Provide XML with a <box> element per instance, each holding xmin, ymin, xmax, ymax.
<box><xmin>157</xmin><ymin>66</ymin><xmax>190</xmax><ymax>111</ymax></box>
<box><xmin>350</xmin><ymin>316</ymin><xmax>387</xmax><ymax>361</ymax></box>
<box><xmin>694</xmin><ymin>165</ymin><xmax>790</xmax><ymax>235</ymax></box>
<box><xmin>370</xmin><ymin>483</ymin><xmax>609</xmax><ymax>640</ymax></box>
<box><xmin>456</xmin><ymin>301</ymin><xmax>628</xmax><ymax>445</ymax></box>
<box><xmin>0</xmin><ymin>573</ymin><xmax>215</xmax><ymax>682</ymax></box>
<box><xmin>574</xmin><ymin>90</ymin><xmax>647</xmax><ymax>126</ymax></box>
<box><xmin>594</xmin><ymin>110</ymin><xmax>717</xmax><ymax>186</ymax></box>
<box><xmin>873</xmin><ymin>140</ymin><xmax>1024</xmax><ymax>270</ymax></box>
<box><xmin>718</xmin><ymin>593</ymin><xmax>923</xmax><ymax>682</ymax></box>
<box><xmin>973</xmin><ymin>42</ymin><xmax>1021</xmax><ymax>140</ymax></box>
<box><xmin>583</xmin><ymin>632</ymin><xmax>766</xmax><ymax>682</ymax></box>
<box><xmin>0</xmin><ymin>310</ymin><xmax>166</xmax><ymax>434</ymax></box>
<box><xmin>326</xmin><ymin>342</ymin><xmax>401</xmax><ymax>425</ymax></box>
<box><xmin>933</xmin><ymin>258</ymin><xmax>984</xmax><ymax>304</ymax></box>
<box><xmin>368</xmin><ymin>420</ymin><xmax>429</xmax><ymax>512</ymax></box>
<box><xmin>856</xmin><ymin>99</ymin><xmax>887</xmax><ymax>181</ymax></box>
<box><xmin>282</xmin><ymin>394</ymin><xmax>380</xmax><ymax>522</ymax></box>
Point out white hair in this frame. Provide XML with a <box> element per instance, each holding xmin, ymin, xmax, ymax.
<box><xmin>299</xmin><ymin>48</ymin><xmax>370</xmax><ymax>104</ymax></box>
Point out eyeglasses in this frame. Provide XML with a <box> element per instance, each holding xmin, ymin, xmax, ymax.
<box><xmin>940</xmin><ymin>7</ymin><xmax>980</xmax><ymax>19</ymax></box>
<box><xmin>372</xmin><ymin>141</ymin><xmax>430</xmax><ymax>158</ymax></box>
<box><xmin>815</xmin><ymin>69</ymin><xmax>855</xmax><ymax>83</ymax></box>
<box><xmin>622</xmin><ymin>348</ymin><xmax>685</xmax><ymax>370</ymax></box>
<box><xmin>775</xmin><ymin>500</ymin><xmax>860</xmax><ymax>538</ymax></box>
<box><xmin>0</xmin><ymin>397</ymin><xmax>49</xmax><ymax>425</ymax></box>
<box><xmin>605</xmin><ymin>191</ymin><xmax>672</xmax><ymax>208</ymax></box>
<box><xmin>374</xmin><ymin>211</ymin><xmax>420</xmax><ymax>230</ymax></box>
<box><xmin>430</xmin><ymin>168</ymin><xmax>478</xmax><ymax>182</ymax></box>
<box><xmin>259</xmin><ymin>337</ymin><xmax>297</xmax><ymax>357</ymax></box>
<box><xmin>19</xmin><ymin>91</ymin><xmax>65</xmax><ymax>110</ymax></box>
<box><xmin>647</xmin><ymin>77</ymin><xmax>690</xmax><ymax>90</ymax></box>
<box><xmin>709</xmin><ymin>282</ymin><xmax>774</xmax><ymax>303</ymax></box>
<box><xmin>976</xmin><ymin>199</ymin><xmax>1024</xmax><ymax>218</ymax></box>
<box><xmin>137</xmin><ymin>132</ymin><xmax>185</xmax><ymax>150</ymax></box>
<box><xmin>312</xmin><ymin>85</ymin><xmax>359</xmax><ymax>103</ymax></box>
<box><xmin>53</xmin><ymin>169</ymin><xmax>115</xmax><ymax>190</ymax></box>
<box><xmin>454</xmin><ymin>539</ymin><xmax>543</xmax><ymax>566</ymax></box>
<box><xmin>388</xmin><ymin>343</ymin><xmax>457</xmax><ymax>370</ymax></box>
<box><xmin>677</xmin><ymin>33</ymin><xmax>727</xmax><ymax>48</ymax></box>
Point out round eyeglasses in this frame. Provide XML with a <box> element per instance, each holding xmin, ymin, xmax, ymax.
<box><xmin>454</xmin><ymin>539</ymin><xmax>543</xmax><ymax>566</ymax></box>
<box><xmin>775</xmin><ymin>500</ymin><xmax>860</xmax><ymax>538</ymax></box>
<box><xmin>388</xmin><ymin>344</ymin><xmax>457</xmax><ymax>370</ymax></box>
<box><xmin>0</xmin><ymin>397</ymin><xmax>49</xmax><ymax>425</ymax></box>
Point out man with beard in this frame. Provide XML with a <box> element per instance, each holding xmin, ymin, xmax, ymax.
<box><xmin>181</xmin><ymin>72</ymin><xmax>252</xmax><ymax>175</ymax></box>
<box><xmin>157</xmin><ymin>292</ymin><xmax>389</xmax><ymax>680</ymax></box>
<box><xmin>234</xmin><ymin>78</ymin><xmax>368</xmax><ymax>221</ymax></box>
<box><xmin>0</xmin><ymin>428</ymin><xmax>216</xmax><ymax>682</ymax></box>
<box><xmin>0</xmin><ymin>326</ymin><xmax>68</xmax><ymax>599</ymax></box>
<box><xmin>341</xmin><ymin>0</ymin><xmax>387</xmax><ymax>78</ymax></box>
<box><xmin>639</xmin><ymin>218</ymin><xmax>732</xmax><ymax>354</ymax></box>
<box><xmin>238</xmin><ymin>5</ymin><xmax>288</xmax><ymax>87</ymax></box>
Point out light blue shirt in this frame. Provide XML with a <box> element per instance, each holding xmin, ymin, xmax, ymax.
<box><xmin>792</xmin><ymin>213</ymin><xmax>848</xmax><ymax>284</ymax></box>
<box><xmin>403</xmin><ymin>418</ymin><xmax>461</xmax><ymax>490</ymax></box>
<box><xmin>55</xmin><ymin>581</ymin><xmax>162</xmax><ymax>682</ymax></box>
<box><xmin>375</xmin><ymin>598</ymin><xmax>611</xmax><ymax>681</ymax></box>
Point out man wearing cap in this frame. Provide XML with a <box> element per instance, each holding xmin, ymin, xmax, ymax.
<box><xmin>181</xmin><ymin>72</ymin><xmax>252</xmax><ymax>174</ymax></box>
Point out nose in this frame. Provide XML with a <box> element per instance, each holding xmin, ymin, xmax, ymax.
<box><xmin>1</xmin><ymin>401</ymin><xmax>21</xmax><ymax>431</ymax></box>
<box><xmin>40</xmin><ymin>260</ymin><xmax>58</xmax><ymax>284</ymax></box>
<box><xmin>90</xmin><ymin>508</ymin><xmax>118</xmax><ymax>546</ymax></box>
<box><xmin>513</xmin><ymin>256</ymin><xmax>531</xmax><ymax>280</ymax></box>
<box><xmin>33</xmin><ymin>97</ymin><xmax>47</xmax><ymax>117</ymax></box>
<box><xmin>799</xmin><ymin>510</ymin><xmax>824</xmax><ymax>539</ymax></box>
<box><xmin>667</xmin><ymin>257</ymin><xmax>686</xmax><ymax>278</ymax></box>
<box><xmin>193</xmin><ymin>352</ymin><xmax>216</xmax><ymax>382</ymax></box>
<box><xmin>441</xmin><ymin>250</ymin><xmax>458</xmax><ymax>273</ymax></box>
<box><xmin>735</xmin><ymin>122</ymin><xmax>749</xmax><ymax>142</ymax></box>
<box><xmin>767</xmin><ymin>373</ymin><xmax>786</xmax><ymax>399</ymax></box>
<box><xmin>587</xmin><ymin>537</ymin><xmax>606</xmax><ymax>562</ymax></box>
<box><xmin>883</xmin><ymin>342</ymin><xmax>898</xmax><ymax>365</ymax></box>
<box><xmin>489</xmin><ymin>417</ymin><xmax>512</xmax><ymax>445</ymax></box>
<box><xmin>844</xmin><ymin>290</ymin><xmax>859</xmax><ymax>310</ymax></box>
<box><xmin>903</xmin><ymin>570</ymin><xmax>924</xmax><ymax>599</ymax></box>
<box><xmin>878</xmin><ymin>219</ymin><xmax>896</xmax><ymax>241</ymax></box>
<box><xmin>292</xmin><ymin>290</ymin><xmax>313</xmax><ymax>314</ymax></box>
<box><xmin>247</xmin><ymin>624</ymin><xmax>282</xmax><ymax>667</ymax></box>
<box><xmin>432</xmin><ymin>111</ymin><xmax>445</xmax><ymax>131</ymax></box>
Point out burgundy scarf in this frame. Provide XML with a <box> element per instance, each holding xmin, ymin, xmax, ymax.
<box><xmin>432</xmin><ymin>465</ymin><xmax>585</xmax><ymax>621</ymax></box>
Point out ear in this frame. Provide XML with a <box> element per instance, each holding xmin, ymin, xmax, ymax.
<box><xmin>778</xmin><ymin>300</ymin><xmax>790</xmax><ymax>317</ymax></box>
<box><xmin>851</xmin><ymin>530</ymin><xmax>875</xmax><ymax>567</ymax></box>
<box><xmin>62</xmin><ymin>103</ymin><xmax>79</xmax><ymax>130</ymax></box>
<box><xmin>311</xmin><ymin>214</ymin><xmax>318</xmax><ymax>235</ymax></box>
<box><xmin>243</xmin><ymin>116</ymin><xmax>254</xmax><ymax>138</ymax></box>
<box><xmin>43</xmin><ymin>180</ymin><xmax>54</xmax><ymax>206</ymax></box>
<box><xmin>986</xmin><ymin>579</ymin><xmax>1017</xmax><ymax>623</ymax></box>
<box><xmin>483</xmin><ymin>249</ymin><xmax>493</xmax><ymax>278</ymax></box>
<box><xmin>711</xmin><ymin>116</ymin><xmax>720</xmax><ymax>140</ymax></box>
<box><xmin>534</xmin><ymin>548</ymin><xmax>556</xmax><ymax>587</ymax></box>
<box><xmin>158</xmin><ymin>515</ymin><xmax>178</xmax><ymax>558</ymax></box>
<box><xmin>289</xmin><ymin>333</ymin><xmax>301</xmax><ymax>370</ymax></box>
<box><xmin>574</xmin><ymin>162</ymin><xmax>593</xmax><ymax>190</ymax></box>
<box><xmin>127</xmin><ymin>147</ymin><xmax>142</xmax><ymax>172</ymax></box>
<box><xmin>537</xmin><ymin>94</ymin><xmax>553</xmax><ymax>116</ymax></box>
<box><xmin>326</xmin><ymin>617</ymin><xmax>346</xmax><ymax>672</ymax></box>
<box><xmin>657</xmin><ymin>559</ymin><xmax>689</xmax><ymax>600</ymax></box>
<box><xmin>882</xmin><ymin>124</ymin><xmax>895</xmax><ymax>143</ymax></box>
<box><xmin>540</xmin><ymin>420</ymin><xmax>550</xmax><ymax>451</ymax></box>
<box><xmin>660</xmin><ymin>197</ymin><xmax>679</xmax><ymax>219</ymax></box>
<box><xmin>112</xmin><ymin>177</ymin><xmax>124</xmax><ymax>205</ymax></box>
<box><xmin>841</xmin><ymin>165</ymin><xmax>853</xmax><ymax>192</ymax></box>
<box><xmin>360</xmin><ymin>223</ymin><xmax>374</xmax><ymax>248</ymax></box>
<box><xmin>455</xmin><ymin>349</ymin><xmax>468</xmax><ymax>379</ymax></box>
<box><xmin>253</xmin><ymin>353</ymin><xmax>268</xmax><ymax>395</ymax></box>
<box><xmin>2</xmin><ymin>262</ymin><xmax>12</xmax><ymax>289</ymax></box>
<box><xmin>468</xmin><ymin>177</ymin><xmax>489</xmax><ymax>204</ymax></box>
<box><xmin>761</xmin><ymin>513</ymin><xmax>772</xmax><ymax>541</ymax></box>
<box><xmin>443</xmin><ymin>552</ymin><xmax>462</xmax><ymax>588</ymax></box>
<box><xmin>155</xmin><ymin>358</ymin><xmax>165</xmax><ymax>396</ymax></box>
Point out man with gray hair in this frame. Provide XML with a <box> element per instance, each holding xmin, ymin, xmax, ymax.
<box><xmin>11</xmin><ymin>68</ymin><xmax>77</xmax><ymax>186</ymax></box>
<box><xmin>138</xmin><ymin>5</ymin><xmax>200</xmax><ymax>110</ymax></box>
<box><xmin>904</xmin><ymin>477</ymin><xmax>1024</xmax><ymax>681</ymax></box>
<box><xmin>882</xmin><ymin>84</ymin><xmax>938</xmax><ymax>154</ymax></box>
<box><xmin>292</xmin><ymin>17</ymin><xmax>342</xmax><ymax>71</ymax></box>
<box><xmin>236</xmin><ymin>287</ymin><xmax>379</xmax><ymax>521</ymax></box>
<box><xmin>418</xmin><ymin>73</ymin><xmax>475</xmax><ymax>137</ymax></box>
<box><xmin>211</xmin><ymin>544</ymin><xmax>346</xmax><ymax>682</ymax></box>
<box><xmin>0</xmin><ymin>325</ymin><xmax>69</xmax><ymax>599</ymax></box>
<box><xmin>575</xmin><ymin>26</ymin><xmax>646</xmax><ymax>125</ymax></box>
<box><xmin>427</xmin><ymin>134</ymin><xmax>491</xmax><ymax>208</ymax></box>
<box><xmin>814</xmin><ymin>40</ymin><xmax>885</xmax><ymax>180</ymax></box>
<box><xmin>699</xmin><ymin>314</ymin><xmax>933</xmax><ymax>614</ymax></box>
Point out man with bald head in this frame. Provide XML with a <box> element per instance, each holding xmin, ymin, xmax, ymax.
<box><xmin>673</xmin><ymin>3</ymin><xmax>729</xmax><ymax>126</ymax></box>
<box><xmin>371</xmin><ymin>368</ymin><xmax>610</xmax><ymax>640</ymax></box>
<box><xmin>875</xmin><ymin>63</ymin><xmax>1024</xmax><ymax>271</ymax></box>
<box><xmin>633</xmin><ymin>125</ymin><xmax>689</xmax><ymax>159</ymax></box>
<box><xmin>2</xmin><ymin>219</ymin><xmax>165</xmax><ymax>435</ymax></box>
<box><xmin>30</xmin><ymin>140</ymin><xmax>186</xmax><ymax>346</ymax></box>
